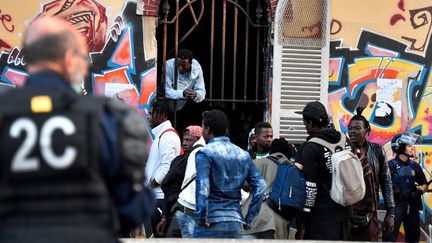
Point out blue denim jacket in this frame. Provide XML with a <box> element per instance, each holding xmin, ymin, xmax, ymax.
<box><xmin>195</xmin><ymin>136</ymin><xmax>265</xmax><ymax>226</ymax></box>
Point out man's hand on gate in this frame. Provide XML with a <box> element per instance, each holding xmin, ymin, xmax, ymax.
<box><xmin>183</xmin><ymin>89</ymin><xmax>197</xmax><ymax>100</ymax></box>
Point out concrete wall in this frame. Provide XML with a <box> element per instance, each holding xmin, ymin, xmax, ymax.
<box><xmin>0</xmin><ymin>0</ymin><xmax>157</xmax><ymax>114</ymax></box>
<box><xmin>329</xmin><ymin>0</ymin><xmax>432</xmax><ymax>235</ymax></box>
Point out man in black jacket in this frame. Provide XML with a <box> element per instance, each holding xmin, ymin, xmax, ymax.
<box><xmin>348</xmin><ymin>107</ymin><xmax>395</xmax><ymax>240</ymax></box>
<box><xmin>156</xmin><ymin>126</ymin><xmax>203</xmax><ymax>236</ymax></box>
<box><xmin>296</xmin><ymin>101</ymin><xmax>352</xmax><ymax>240</ymax></box>
<box><xmin>0</xmin><ymin>17</ymin><xmax>154</xmax><ymax>243</ymax></box>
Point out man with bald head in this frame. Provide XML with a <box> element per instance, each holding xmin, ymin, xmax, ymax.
<box><xmin>0</xmin><ymin>17</ymin><xmax>154</xmax><ymax>242</ymax></box>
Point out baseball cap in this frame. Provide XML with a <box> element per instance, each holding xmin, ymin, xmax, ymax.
<box><xmin>295</xmin><ymin>101</ymin><xmax>328</xmax><ymax>120</ymax></box>
<box><xmin>184</xmin><ymin>125</ymin><xmax>203</xmax><ymax>138</ymax></box>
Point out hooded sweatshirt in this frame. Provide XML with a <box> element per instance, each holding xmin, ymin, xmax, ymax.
<box><xmin>299</xmin><ymin>128</ymin><xmax>351</xmax><ymax>216</ymax></box>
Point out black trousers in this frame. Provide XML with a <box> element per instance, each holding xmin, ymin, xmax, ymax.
<box><xmin>383</xmin><ymin>201</ymin><xmax>421</xmax><ymax>242</ymax></box>
<box><xmin>146</xmin><ymin>199</ymin><xmax>164</xmax><ymax>238</ymax></box>
<box><xmin>305</xmin><ymin>204</ymin><xmax>352</xmax><ymax>240</ymax></box>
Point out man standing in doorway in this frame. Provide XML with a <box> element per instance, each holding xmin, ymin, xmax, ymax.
<box><xmin>146</xmin><ymin>100</ymin><xmax>181</xmax><ymax>237</ymax></box>
<box><xmin>194</xmin><ymin>110</ymin><xmax>265</xmax><ymax>238</ymax></box>
<box><xmin>165</xmin><ymin>49</ymin><xmax>206</xmax><ymax>107</ymax></box>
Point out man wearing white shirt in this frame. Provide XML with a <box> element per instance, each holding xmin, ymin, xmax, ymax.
<box><xmin>175</xmin><ymin>133</ymin><xmax>206</xmax><ymax>237</ymax></box>
<box><xmin>145</xmin><ymin>100</ymin><xmax>181</xmax><ymax>237</ymax></box>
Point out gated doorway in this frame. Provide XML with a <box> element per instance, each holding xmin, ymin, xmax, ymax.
<box><xmin>156</xmin><ymin>0</ymin><xmax>270</xmax><ymax>146</ymax></box>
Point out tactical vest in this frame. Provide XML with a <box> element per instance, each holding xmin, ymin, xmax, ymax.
<box><xmin>390</xmin><ymin>159</ymin><xmax>417</xmax><ymax>193</ymax></box>
<box><xmin>0</xmin><ymin>87</ymin><xmax>118</xmax><ymax>243</ymax></box>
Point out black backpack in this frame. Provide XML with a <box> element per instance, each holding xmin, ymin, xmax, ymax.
<box><xmin>160</xmin><ymin>144</ymin><xmax>202</xmax><ymax>216</ymax></box>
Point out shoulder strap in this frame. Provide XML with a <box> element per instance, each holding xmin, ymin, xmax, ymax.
<box><xmin>190</xmin><ymin>144</ymin><xmax>203</xmax><ymax>151</ymax></box>
<box><xmin>158</xmin><ymin>127</ymin><xmax>184</xmax><ymax>154</ymax></box>
<box><xmin>267</xmin><ymin>156</ymin><xmax>281</xmax><ymax>166</ymax></box>
<box><xmin>178</xmin><ymin>144</ymin><xmax>203</xmax><ymax>191</ymax></box>
<box><xmin>180</xmin><ymin>175</ymin><xmax>196</xmax><ymax>192</ymax></box>
<box><xmin>159</xmin><ymin>127</ymin><xmax>179</xmax><ymax>140</ymax></box>
<box><xmin>308</xmin><ymin>135</ymin><xmax>346</xmax><ymax>154</ymax></box>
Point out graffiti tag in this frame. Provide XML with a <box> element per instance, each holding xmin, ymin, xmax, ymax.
<box><xmin>330</xmin><ymin>19</ymin><xmax>342</xmax><ymax>35</ymax></box>
<box><xmin>301</xmin><ymin>21</ymin><xmax>322</xmax><ymax>36</ymax></box>
<box><xmin>401</xmin><ymin>6</ymin><xmax>432</xmax><ymax>52</ymax></box>
<box><xmin>7</xmin><ymin>48</ymin><xmax>26</xmax><ymax>66</ymax></box>
<box><xmin>0</xmin><ymin>9</ymin><xmax>15</xmax><ymax>32</ymax></box>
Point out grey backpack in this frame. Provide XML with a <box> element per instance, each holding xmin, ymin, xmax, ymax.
<box><xmin>308</xmin><ymin>135</ymin><xmax>365</xmax><ymax>206</ymax></box>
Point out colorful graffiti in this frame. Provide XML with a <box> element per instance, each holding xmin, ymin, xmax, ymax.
<box><xmin>331</xmin><ymin>0</ymin><xmax>432</xmax><ymax>57</ymax></box>
<box><xmin>330</xmin><ymin>0</ymin><xmax>432</xmax><ymax>233</ymax></box>
<box><xmin>34</xmin><ymin>0</ymin><xmax>108</xmax><ymax>52</ymax></box>
<box><xmin>0</xmin><ymin>0</ymin><xmax>156</xmax><ymax>113</ymax></box>
<box><xmin>89</xmin><ymin>2</ymin><xmax>156</xmax><ymax>112</ymax></box>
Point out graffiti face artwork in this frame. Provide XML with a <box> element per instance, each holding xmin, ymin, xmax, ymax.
<box><xmin>35</xmin><ymin>0</ymin><xmax>108</xmax><ymax>52</ymax></box>
<box><xmin>0</xmin><ymin>0</ymin><xmax>156</xmax><ymax>114</ymax></box>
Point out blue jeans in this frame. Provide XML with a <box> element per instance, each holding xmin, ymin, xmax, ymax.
<box><xmin>194</xmin><ymin>221</ymin><xmax>242</xmax><ymax>238</ymax></box>
<box><xmin>174</xmin><ymin>210</ymin><xmax>195</xmax><ymax>238</ymax></box>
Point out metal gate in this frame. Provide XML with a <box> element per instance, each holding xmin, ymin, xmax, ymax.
<box><xmin>158</xmin><ymin>0</ymin><xmax>270</xmax><ymax>104</ymax></box>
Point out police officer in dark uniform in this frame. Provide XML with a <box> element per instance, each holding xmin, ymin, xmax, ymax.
<box><xmin>383</xmin><ymin>132</ymin><xmax>427</xmax><ymax>242</ymax></box>
<box><xmin>0</xmin><ymin>17</ymin><xmax>154</xmax><ymax>243</ymax></box>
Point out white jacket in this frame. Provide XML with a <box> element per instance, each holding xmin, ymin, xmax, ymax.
<box><xmin>177</xmin><ymin>137</ymin><xmax>206</xmax><ymax>209</ymax></box>
<box><xmin>145</xmin><ymin>120</ymin><xmax>181</xmax><ymax>199</ymax></box>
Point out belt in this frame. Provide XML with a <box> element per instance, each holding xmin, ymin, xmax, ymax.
<box><xmin>177</xmin><ymin>205</ymin><xmax>195</xmax><ymax>216</ymax></box>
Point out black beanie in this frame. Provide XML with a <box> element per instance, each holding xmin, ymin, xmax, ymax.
<box><xmin>270</xmin><ymin>138</ymin><xmax>293</xmax><ymax>159</ymax></box>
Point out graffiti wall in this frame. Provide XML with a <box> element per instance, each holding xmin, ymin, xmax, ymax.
<box><xmin>330</xmin><ymin>0</ymin><xmax>432</xmax><ymax>234</ymax></box>
<box><xmin>0</xmin><ymin>0</ymin><xmax>156</xmax><ymax>112</ymax></box>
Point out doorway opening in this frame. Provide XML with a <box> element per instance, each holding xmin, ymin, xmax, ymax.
<box><xmin>156</xmin><ymin>0</ymin><xmax>270</xmax><ymax>146</ymax></box>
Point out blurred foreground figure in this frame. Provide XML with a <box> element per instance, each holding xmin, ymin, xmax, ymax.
<box><xmin>0</xmin><ymin>17</ymin><xmax>154</xmax><ymax>243</ymax></box>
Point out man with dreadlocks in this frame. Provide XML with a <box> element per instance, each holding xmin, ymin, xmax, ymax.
<box><xmin>347</xmin><ymin>107</ymin><xmax>395</xmax><ymax>241</ymax></box>
<box><xmin>145</xmin><ymin>100</ymin><xmax>182</xmax><ymax>237</ymax></box>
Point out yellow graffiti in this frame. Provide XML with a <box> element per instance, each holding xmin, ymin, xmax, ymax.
<box><xmin>331</xmin><ymin>0</ymin><xmax>432</xmax><ymax>56</ymax></box>
<box><xmin>329</xmin><ymin>57</ymin><xmax>424</xmax><ymax>143</ymax></box>
<box><xmin>411</xmin><ymin>70</ymin><xmax>432</xmax><ymax>137</ymax></box>
<box><xmin>329</xmin><ymin>58</ymin><xmax>342</xmax><ymax>84</ymax></box>
<box><xmin>328</xmin><ymin>88</ymin><xmax>351</xmax><ymax>132</ymax></box>
<box><xmin>416</xmin><ymin>145</ymin><xmax>432</xmax><ymax>213</ymax></box>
